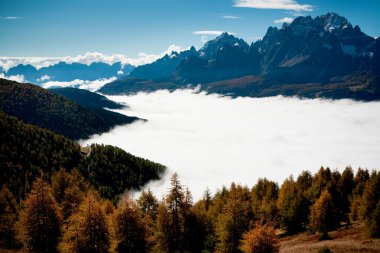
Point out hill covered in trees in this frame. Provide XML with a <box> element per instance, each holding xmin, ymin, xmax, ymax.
<box><xmin>0</xmin><ymin>78</ymin><xmax>138</xmax><ymax>140</ymax></box>
<box><xmin>0</xmin><ymin>110</ymin><xmax>166</xmax><ymax>202</ymax></box>
<box><xmin>1</xmin><ymin>157</ymin><xmax>379</xmax><ymax>252</ymax></box>
<box><xmin>50</xmin><ymin>87</ymin><xmax>125</xmax><ymax>109</ymax></box>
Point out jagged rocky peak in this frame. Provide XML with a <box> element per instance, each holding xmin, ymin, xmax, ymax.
<box><xmin>317</xmin><ymin>12</ymin><xmax>351</xmax><ymax>32</ymax></box>
<box><xmin>199</xmin><ymin>32</ymin><xmax>249</xmax><ymax>58</ymax></box>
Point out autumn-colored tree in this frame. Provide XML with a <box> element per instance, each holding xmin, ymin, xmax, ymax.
<box><xmin>309</xmin><ymin>190</ymin><xmax>338</xmax><ymax>238</ymax></box>
<box><xmin>215</xmin><ymin>184</ymin><xmax>253</xmax><ymax>253</ymax></box>
<box><xmin>251</xmin><ymin>179</ymin><xmax>278</xmax><ymax>222</ymax></box>
<box><xmin>138</xmin><ymin>189</ymin><xmax>158</xmax><ymax>220</ymax></box>
<box><xmin>51</xmin><ymin>168</ymin><xmax>87</xmax><ymax>219</ymax></box>
<box><xmin>60</xmin><ymin>191</ymin><xmax>110</xmax><ymax>253</ymax></box>
<box><xmin>153</xmin><ymin>201</ymin><xmax>171</xmax><ymax>253</ymax></box>
<box><xmin>239</xmin><ymin>222</ymin><xmax>279</xmax><ymax>253</ymax></box>
<box><xmin>17</xmin><ymin>178</ymin><xmax>62</xmax><ymax>253</ymax></box>
<box><xmin>338</xmin><ymin>167</ymin><xmax>354</xmax><ymax>214</ymax></box>
<box><xmin>111</xmin><ymin>195</ymin><xmax>147</xmax><ymax>253</ymax></box>
<box><xmin>277</xmin><ymin>176</ymin><xmax>308</xmax><ymax>234</ymax></box>
<box><xmin>349</xmin><ymin>168</ymin><xmax>370</xmax><ymax>221</ymax></box>
<box><xmin>306</xmin><ymin>167</ymin><xmax>332</xmax><ymax>203</ymax></box>
<box><xmin>0</xmin><ymin>186</ymin><xmax>19</xmax><ymax>248</ymax></box>
<box><xmin>154</xmin><ymin>173</ymin><xmax>188</xmax><ymax>252</ymax></box>
<box><xmin>358</xmin><ymin>171</ymin><xmax>380</xmax><ymax>237</ymax></box>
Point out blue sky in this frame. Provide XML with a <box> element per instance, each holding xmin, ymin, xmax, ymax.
<box><xmin>1</xmin><ymin>0</ymin><xmax>379</xmax><ymax>58</ymax></box>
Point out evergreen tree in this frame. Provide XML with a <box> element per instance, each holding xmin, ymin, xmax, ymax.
<box><xmin>251</xmin><ymin>179</ymin><xmax>278</xmax><ymax>222</ymax></box>
<box><xmin>51</xmin><ymin>168</ymin><xmax>87</xmax><ymax>219</ymax></box>
<box><xmin>309</xmin><ymin>190</ymin><xmax>338</xmax><ymax>238</ymax></box>
<box><xmin>111</xmin><ymin>195</ymin><xmax>147</xmax><ymax>253</ymax></box>
<box><xmin>138</xmin><ymin>189</ymin><xmax>158</xmax><ymax>220</ymax></box>
<box><xmin>17</xmin><ymin>178</ymin><xmax>62</xmax><ymax>253</ymax></box>
<box><xmin>215</xmin><ymin>184</ymin><xmax>252</xmax><ymax>253</ymax></box>
<box><xmin>60</xmin><ymin>191</ymin><xmax>110</xmax><ymax>253</ymax></box>
<box><xmin>277</xmin><ymin>176</ymin><xmax>308</xmax><ymax>234</ymax></box>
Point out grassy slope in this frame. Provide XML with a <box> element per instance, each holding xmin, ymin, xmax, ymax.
<box><xmin>279</xmin><ymin>222</ymin><xmax>380</xmax><ymax>253</ymax></box>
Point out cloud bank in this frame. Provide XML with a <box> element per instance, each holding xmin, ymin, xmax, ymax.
<box><xmin>41</xmin><ymin>77</ymin><xmax>117</xmax><ymax>92</ymax></box>
<box><xmin>82</xmin><ymin>90</ymin><xmax>380</xmax><ymax>200</ymax></box>
<box><xmin>0</xmin><ymin>73</ymin><xmax>25</xmax><ymax>83</ymax></box>
<box><xmin>274</xmin><ymin>17</ymin><xmax>294</xmax><ymax>24</ymax></box>
<box><xmin>234</xmin><ymin>0</ymin><xmax>313</xmax><ymax>12</ymax></box>
<box><xmin>0</xmin><ymin>45</ymin><xmax>185</xmax><ymax>71</ymax></box>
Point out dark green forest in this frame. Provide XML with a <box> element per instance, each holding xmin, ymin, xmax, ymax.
<box><xmin>0</xmin><ymin>110</ymin><xmax>165</xmax><ymax>202</ymax></box>
<box><xmin>50</xmin><ymin>87</ymin><xmax>125</xmax><ymax>110</ymax></box>
<box><xmin>0</xmin><ymin>79</ymin><xmax>138</xmax><ymax>140</ymax></box>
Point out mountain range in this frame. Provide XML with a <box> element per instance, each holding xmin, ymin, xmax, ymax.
<box><xmin>99</xmin><ymin>13</ymin><xmax>380</xmax><ymax>101</ymax></box>
<box><xmin>4</xmin><ymin>61</ymin><xmax>134</xmax><ymax>84</ymax></box>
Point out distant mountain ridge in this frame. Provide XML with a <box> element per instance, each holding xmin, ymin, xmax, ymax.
<box><xmin>99</xmin><ymin>13</ymin><xmax>380</xmax><ymax>100</ymax></box>
<box><xmin>5</xmin><ymin>61</ymin><xmax>134</xmax><ymax>84</ymax></box>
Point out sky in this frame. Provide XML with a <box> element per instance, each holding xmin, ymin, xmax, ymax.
<box><xmin>1</xmin><ymin>0</ymin><xmax>380</xmax><ymax>59</ymax></box>
<box><xmin>82</xmin><ymin>90</ymin><xmax>380</xmax><ymax>200</ymax></box>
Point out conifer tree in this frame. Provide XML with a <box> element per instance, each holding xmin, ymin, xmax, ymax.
<box><xmin>215</xmin><ymin>184</ymin><xmax>252</xmax><ymax>253</ymax></box>
<box><xmin>309</xmin><ymin>190</ymin><xmax>338</xmax><ymax>239</ymax></box>
<box><xmin>17</xmin><ymin>178</ymin><xmax>62</xmax><ymax>253</ymax></box>
<box><xmin>60</xmin><ymin>191</ymin><xmax>110</xmax><ymax>253</ymax></box>
<box><xmin>277</xmin><ymin>176</ymin><xmax>308</xmax><ymax>234</ymax></box>
<box><xmin>111</xmin><ymin>195</ymin><xmax>147</xmax><ymax>253</ymax></box>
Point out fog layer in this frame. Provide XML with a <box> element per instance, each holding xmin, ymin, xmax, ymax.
<box><xmin>82</xmin><ymin>89</ymin><xmax>380</xmax><ymax>200</ymax></box>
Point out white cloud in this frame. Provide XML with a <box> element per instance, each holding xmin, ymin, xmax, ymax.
<box><xmin>0</xmin><ymin>16</ymin><xmax>22</xmax><ymax>20</ymax></box>
<box><xmin>83</xmin><ymin>90</ymin><xmax>380</xmax><ymax>200</ymax></box>
<box><xmin>0</xmin><ymin>73</ymin><xmax>25</xmax><ymax>82</ymax></box>
<box><xmin>0</xmin><ymin>45</ymin><xmax>186</xmax><ymax>71</ymax></box>
<box><xmin>37</xmin><ymin>75</ymin><xmax>50</xmax><ymax>82</ymax></box>
<box><xmin>223</xmin><ymin>15</ymin><xmax>240</xmax><ymax>19</ymax></box>
<box><xmin>274</xmin><ymin>17</ymin><xmax>294</xmax><ymax>24</ymax></box>
<box><xmin>41</xmin><ymin>77</ymin><xmax>117</xmax><ymax>91</ymax></box>
<box><xmin>193</xmin><ymin>30</ymin><xmax>228</xmax><ymax>35</ymax></box>
<box><xmin>234</xmin><ymin>0</ymin><xmax>313</xmax><ymax>12</ymax></box>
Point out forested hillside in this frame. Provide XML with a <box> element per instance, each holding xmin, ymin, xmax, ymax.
<box><xmin>77</xmin><ymin>144</ymin><xmax>166</xmax><ymax>201</ymax></box>
<box><xmin>1</xmin><ymin>149</ymin><xmax>379</xmax><ymax>252</ymax></box>
<box><xmin>0</xmin><ymin>79</ymin><xmax>138</xmax><ymax>140</ymax></box>
<box><xmin>0</xmin><ymin>111</ymin><xmax>81</xmax><ymax>199</ymax></box>
<box><xmin>0</xmin><ymin>110</ymin><xmax>166</xmax><ymax>202</ymax></box>
<box><xmin>50</xmin><ymin>87</ymin><xmax>125</xmax><ymax>109</ymax></box>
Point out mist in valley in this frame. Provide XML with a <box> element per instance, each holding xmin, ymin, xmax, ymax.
<box><xmin>82</xmin><ymin>89</ymin><xmax>380</xmax><ymax>199</ymax></box>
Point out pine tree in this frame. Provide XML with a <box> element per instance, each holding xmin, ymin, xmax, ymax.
<box><xmin>277</xmin><ymin>176</ymin><xmax>308</xmax><ymax>234</ymax></box>
<box><xmin>215</xmin><ymin>184</ymin><xmax>252</xmax><ymax>253</ymax></box>
<box><xmin>309</xmin><ymin>190</ymin><xmax>338</xmax><ymax>239</ymax></box>
<box><xmin>60</xmin><ymin>190</ymin><xmax>110</xmax><ymax>253</ymax></box>
<box><xmin>111</xmin><ymin>195</ymin><xmax>147</xmax><ymax>253</ymax></box>
<box><xmin>138</xmin><ymin>189</ymin><xmax>158</xmax><ymax>220</ymax></box>
<box><xmin>17</xmin><ymin>178</ymin><xmax>62</xmax><ymax>253</ymax></box>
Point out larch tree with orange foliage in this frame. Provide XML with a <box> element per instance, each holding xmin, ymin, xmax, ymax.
<box><xmin>17</xmin><ymin>178</ymin><xmax>62</xmax><ymax>253</ymax></box>
<box><xmin>60</xmin><ymin>190</ymin><xmax>110</xmax><ymax>253</ymax></box>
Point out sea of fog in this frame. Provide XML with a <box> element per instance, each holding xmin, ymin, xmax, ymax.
<box><xmin>81</xmin><ymin>89</ymin><xmax>380</xmax><ymax>200</ymax></box>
